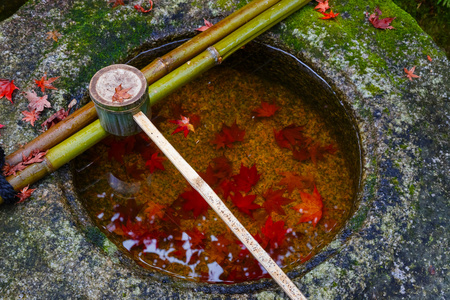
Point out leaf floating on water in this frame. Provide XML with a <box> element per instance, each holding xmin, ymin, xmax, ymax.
<box><xmin>169</xmin><ymin>115</ymin><xmax>195</xmax><ymax>138</ymax></box>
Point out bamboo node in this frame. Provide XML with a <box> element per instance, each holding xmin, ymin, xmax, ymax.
<box><xmin>207</xmin><ymin>46</ymin><xmax>223</xmax><ymax>65</ymax></box>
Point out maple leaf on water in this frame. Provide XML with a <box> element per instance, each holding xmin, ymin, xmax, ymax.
<box><xmin>314</xmin><ymin>0</ymin><xmax>330</xmax><ymax>13</ymax></box>
<box><xmin>108</xmin><ymin>0</ymin><xmax>126</xmax><ymax>8</ymax></box>
<box><xmin>252</xmin><ymin>101</ymin><xmax>280</xmax><ymax>118</ymax></box>
<box><xmin>169</xmin><ymin>115</ymin><xmax>195</xmax><ymax>138</ymax></box>
<box><xmin>0</xmin><ymin>79</ymin><xmax>19</xmax><ymax>103</ymax></box>
<box><xmin>16</xmin><ymin>185</ymin><xmax>36</xmax><ymax>203</ymax></box>
<box><xmin>292</xmin><ymin>185</ymin><xmax>324</xmax><ymax>227</ymax></box>
<box><xmin>145</xmin><ymin>152</ymin><xmax>167</xmax><ymax>173</ymax></box>
<box><xmin>404</xmin><ymin>66</ymin><xmax>420</xmax><ymax>81</ymax></box>
<box><xmin>22</xmin><ymin>109</ymin><xmax>40</xmax><ymax>126</ymax></box>
<box><xmin>46</xmin><ymin>30</ymin><xmax>62</xmax><ymax>42</ymax></box>
<box><xmin>144</xmin><ymin>201</ymin><xmax>166</xmax><ymax>219</ymax></box>
<box><xmin>261</xmin><ymin>216</ymin><xmax>287</xmax><ymax>249</ymax></box>
<box><xmin>320</xmin><ymin>10</ymin><xmax>339</xmax><ymax>19</ymax></box>
<box><xmin>232</xmin><ymin>163</ymin><xmax>261</xmax><ymax>193</ymax></box>
<box><xmin>230</xmin><ymin>191</ymin><xmax>260</xmax><ymax>217</ymax></box>
<box><xmin>210</xmin><ymin>121</ymin><xmax>245</xmax><ymax>149</ymax></box>
<box><xmin>196</xmin><ymin>18</ymin><xmax>214</xmax><ymax>32</ymax></box>
<box><xmin>105</xmin><ymin>136</ymin><xmax>136</xmax><ymax>164</ymax></box>
<box><xmin>180</xmin><ymin>188</ymin><xmax>210</xmax><ymax>218</ymax></box>
<box><xmin>24</xmin><ymin>90</ymin><xmax>51</xmax><ymax>113</ymax></box>
<box><xmin>186</xmin><ymin>228</ymin><xmax>206</xmax><ymax>249</ymax></box>
<box><xmin>134</xmin><ymin>0</ymin><xmax>153</xmax><ymax>13</ymax></box>
<box><xmin>34</xmin><ymin>74</ymin><xmax>60</xmax><ymax>93</ymax></box>
<box><xmin>368</xmin><ymin>7</ymin><xmax>395</xmax><ymax>30</ymax></box>
<box><xmin>277</xmin><ymin>171</ymin><xmax>315</xmax><ymax>194</ymax></box>
<box><xmin>262</xmin><ymin>188</ymin><xmax>293</xmax><ymax>215</ymax></box>
<box><xmin>274</xmin><ymin>124</ymin><xmax>306</xmax><ymax>150</ymax></box>
<box><xmin>112</xmin><ymin>84</ymin><xmax>132</xmax><ymax>102</ymax></box>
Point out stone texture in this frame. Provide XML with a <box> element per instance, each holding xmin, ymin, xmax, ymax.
<box><xmin>0</xmin><ymin>0</ymin><xmax>448</xmax><ymax>299</ymax></box>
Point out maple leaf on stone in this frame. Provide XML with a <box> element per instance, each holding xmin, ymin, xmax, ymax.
<box><xmin>180</xmin><ymin>188</ymin><xmax>210</xmax><ymax>218</ymax></box>
<box><xmin>169</xmin><ymin>115</ymin><xmax>195</xmax><ymax>138</ymax></box>
<box><xmin>368</xmin><ymin>7</ymin><xmax>395</xmax><ymax>30</ymax></box>
<box><xmin>41</xmin><ymin>108</ymin><xmax>70</xmax><ymax>130</ymax></box>
<box><xmin>260</xmin><ymin>216</ymin><xmax>287</xmax><ymax>249</ymax></box>
<box><xmin>0</xmin><ymin>79</ymin><xmax>19</xmax><ymax>103</ymax></box>
<box><xmin>46</xmin><ymin>30</ymin><xmax>62</xmax><ymax>42</ymax></box>
<box><xmin>232</xmin><ymin>163</ymin><xmax>261</xmax><ymax>193</ymax></box>
<box><xmin>134</xmin><ymin>0</ymin><xmax>153</xmax><ymax>13</ymax></box>
<box><xmin>314</xmin><ymin>0</ymin><xmax>330</xmax><ymax>13</ymax></box>
<box><xmin>252</xmin><ymin>101</ymin><xmax>280</xmax><ymax>118</ymax></box>
<box><xmin>262</xmin><ymin>188</ymin><xmax>293</xmax><ymax>215</ymax></box>
<box><xmin>17</xmin><ymin>185</ymin><xmax>36</xmax><ymax>203</ymax></box>
<box><xmin>404</xmin><ymin>66</ymin><xmax>420</xmax><ymax>81</ymax></box>
<box><xmin>24</xmin><ymin>90</ymin><xmax>51</xmax><ymax>113</ymax></box>
<box><xmin>145</xmin><ymin>152</ymin><xmax>166</xmax><ymax>173</ymax></box>
<box><xmin>34</xmin><ymin>74</ymin><xmax>60</xmax><ymax>93</ymax></box>
<box><xmin>22</xmin><ymin>109</ymin><xmax>40</xmax><ymax>126</ymax></box>
<box><xmin>210</xmin><ymin>121</ymin><xmax>245</xmax><ymax>149</ymax></box>
<box><xmin>108</xmin><ymin>0</ymin><xmax>126</xmax><ymax>8</ymax></box>
<box><xmin>0</xmin><ymin>123</ymin><xmax>4</xmax><ymax>134</ymax></box>
<box><xmin>112</xmin><ymin>84</ymin><xmax>132</xmax><ymax>102</ymax></box>
<box><xmin>196</xmin><ymin>18</ymin><xmax>213</xmax><ymax>32</ymax></box>
<box><xmin>277</xmin><ymin>171</ymin><xmax>314</xmax><ymax>194</ymax></box>
<box><xmin>291</xmin><ymin>185</ymin><xmax>324</xmax><ymax>227</ymax></box>
<box><xmin>427</xmin><ymin>55</ymin><xmax>432</xmax><ymax>62</ymax></box>
<box><xmin>230</xmin><ymin>191</ymin><xmax>261</xmax><ymax>217</ymax></box>
<box><xmin>320</xmin><ymin>10</ymin><xmax>339</xmax><ymax>19</ymax></box>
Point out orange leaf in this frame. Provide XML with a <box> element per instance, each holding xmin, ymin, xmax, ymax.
<box><xmin>252</xmin><ymin>101</ymin><xmax>280</xmax><ymax>117</ymax></box>
<box><xmin>24</xmin><ymin>90</ymin><xmax>51</xmax><ymax>113</ymax></box>
<box><xmin>34</xmin><ymin>74</ymin><xmax>60</xmax><ymax>93</ymax></box>
<box><xmin>169</xmin><ymin>115</ymin><xmax>195</xmax><ymax>137</ymax></box>
<box><xmin>196</xmin><ymin>18</ymin><xmax>213</xmax><ymax>32</ymax></box>
<box><xmin>134</xmin><ymin>0</ymin><xmax>153</xmax><ymax>13</ymax></box>
<box><xmin>22</xmin><ymin>109</ymin><xmax>40</xmax><ymax>126</ymax></box>
<box><xmin>17</xmin><ymin>185</ymin><xmax>36</xmax><ymax>203</ymax></box>
<box><xmin>277</xmin><ymin>171</ymin><xmax>314</xmax><ymax>194</ymax></box>
<box><xmin>292</xmin><ymin>185</ymin><xmax>323</xmax><ymax>227</ymax></box>
<box><xmin>314</xmin><ymin>0</ymin><xmax>330</xmax><ymax>13</ymax></box>
<box><xmin>404</xmin><ymin>66</ymin><xmax>420</xmax><ymax>81</ymax></box>
<box><xmin>320</xmin><ymin>10</ymin><xmax>339</xmax><ymax>19</ymax></box>
<box><xmin>112</xmin><ymin>84</ymin><xmax>132</xmax><ymax>102</ymax></box>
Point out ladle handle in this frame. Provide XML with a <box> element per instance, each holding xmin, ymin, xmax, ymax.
<box><xmin>133</xmin><ymin>111</ymin><xmax>306</xmax><ymax>300</ymax></box>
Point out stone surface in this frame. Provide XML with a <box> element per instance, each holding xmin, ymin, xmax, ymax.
<box><xmin>0</xmin><ymin>0</ymin><xmax>448</xmax><ymax>299</ymax></box>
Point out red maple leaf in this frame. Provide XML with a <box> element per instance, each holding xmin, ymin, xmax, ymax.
<box><xmin>262</xmin><ymin>188</ymin><xmax>293</xmax><ymax>215</ymax></box>
<box><xmin>404</xmin><ymin>66</ymin><xmax>420</xmax><ymax>81</ymax></box>
<box><xmin>309</xmin><ymin>143</ymin><xmax>337</xmax><ymax>164</ymax></box>
<box><xmin>196</xmin><ymin>18</ymin><xmax>213</xmax><ymax>32</ymax></box>
<box><xmin>314</xmin><ymin>0</ymin><xmax>330</xmax><ymax>13</ymax></box>
<box><xmin>210</xmin><ymin>121</ymin><xmax>245</xmax><ymax>149</ymax></box>
<box><xmin>22</xmin><ymin>149</ymin><xmax>48</xmax><ymax>165</ymax></box>
<box><xmin>277</xmin><ymin>171</ymin><xmax>314</xmax><ymax>194</ymax></box>
<box><xmin>368</xmin><ymin>7</ymin><xmax>395</xmax><ymax>30</ymax></box>
<box><xmin>22</xmin><ymin>109</ymin><xmax>40</xmax><ymax>126</ymax></box>
<box><xmin>143</xmin><ymin>201</ymin><xmax>166</xmax><ymax>219</ymax></box>
<box><xmin>108</xmin><ymin>0</ymin><xmax>125</xmax><ymax>8</ymax></box>
<box><xmin>274</xmin><ymin>124</ymin><xmax>306</xmax><ymax>149</ymax></box>
<box><xmin>134</xmin><ymin>0</ymin><xmax>153</xmax><ymax>13</ymax></box>
<box><xmin>292</xmin><ymin>146</ymin><xmax>311</xmax><ymax>162</ymax></box>
<box><xmin>232</xmin><ymin>163</ymin><xmax>261</xmax><ymax>193</ymax></box>
<box><xmin>230</xmin><ymin>191</ymin><xmax>260</xmax><ymax>217</ymax></box>
<box><xmin>145</xmin><ymin>152</ymin><xmax>166</xmax><ymax>173</ymax></box>
<box><xmin>24</xmin><ymin>90</ymin><xmax>51</xmax><ymax>113</ymax></box>
<box><xmin>3</xmin><ymin>162</ymin><xmax>27</xmax><ymax>176</ymax></box>
<box><xmin>16</xmin><ymin>185</ymin><xmax>36</xmax><ymax>203</ymax></box>
<box><xmin>180</xmin><ymin>188</ymin><xmax>209</xmax><ymax>218</ymax></box>
<box><xmin>112</xmin><ymin>84</ymin><xmax>132</xmax><ymax>102</ymax></box>
<box><xmin>34</xmin><ymin>74</ymin><xmax>60</xmax><ymax>93</ymax></box>
<box><xmin>252</xmin><ymin>101</ymin><xmax>280</xmax><ymax>117</ymax></box>
<box><xmin>186</xmin><ymin>228</ymin><xmax>206</xmax><ymax>249</ymax></box>
<box><xmin>291</xmin><ymin>185</ymin><xmax>324</xmax><ymax>227</ymax></box>
<box><xmin>260</xmin><ymin>216</ymin><xmax>287</xmax><ymax>249</ymax></box>
<box><xmin>169</xmin><ymin>115</ymin><xmax>195</xmax><ymax>138</ymax></box>
<box><xmin>41</xmin><ymin>108</ymin><xmax>70</xmax><ymax>130</ymax></box>
<box><xmin>0</xmin><ymin>79</ymin><xmax>19</xmax><ymax>103</ymax></box>
<box><xmin>320</xmin><ymin>10</ymin><xmax>339</xmax><ymax>19</ymax></box>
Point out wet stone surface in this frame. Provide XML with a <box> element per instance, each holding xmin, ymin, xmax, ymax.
<box><xmin>0</xmin><ymin>0</ymin><xmax>448</xmax><ymax>299</ymax></box>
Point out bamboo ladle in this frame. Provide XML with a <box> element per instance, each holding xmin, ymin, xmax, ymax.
<box><xmin>89</xmin><ymin>63</ymin><xmax>306</xmax><ymax>300</ymax></box>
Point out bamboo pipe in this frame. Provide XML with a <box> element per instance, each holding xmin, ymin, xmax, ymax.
<box><xmin>5</xmin><ymin>0</ymin><xmax>282</xmax><ymax>166</ymax></box>
<box><xmin>2</xmin><ymin>0</ymin><xmax>310</xmax><ymax>198</ymax></box>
